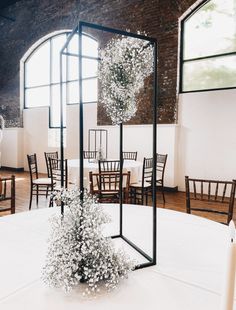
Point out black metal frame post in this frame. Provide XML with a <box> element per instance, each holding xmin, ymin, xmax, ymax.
<box><xmin>60</xmin><ymin>21</ymin><xmax>158</xmax><ymax>269</ymax></box>
<box><xmin>78</xmin><ymin>23</ymin><xmax>84</xmax><ymax>197</ymax></box>
<box><xmin>119</xmin><ymin>123</ymin><xmax>123</xmax><ymax>237</ymax></box>
<box><xmin>60</xmin><ymin>26</ymin><xmax>79</xmax><ymax>215</ymax></box>
<box><xmin>59</xmin><ymin>48</ymin><xmax>64</xmax><ymax>215</ymax></box>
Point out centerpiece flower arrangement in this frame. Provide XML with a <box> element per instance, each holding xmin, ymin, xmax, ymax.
<box><xmin>98</xmin><ymin>35</ymin><xmax>154</xmax><ymax>125</ymax></box>
<box><xmin>43</xmin><ymin>190</ymin><xmax>134</xmax><ymax>294</ymax></box>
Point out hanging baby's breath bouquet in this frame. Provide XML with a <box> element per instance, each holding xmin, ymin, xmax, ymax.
<box><xmin>42</xmin><ymin>190</ymin><xmax>134</xmax><ymax>294</ymax></box>
<box><xmin>98</xmin><ymin>35</ymin><xmax>154</xmax><ymax>125</ymax></box>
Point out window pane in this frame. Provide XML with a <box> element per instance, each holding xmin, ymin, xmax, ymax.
<box><xmin>67</xmin><ymin>81</ymin><xmax>79</xmax><ymax>104</ymax></box>
<box><xmin>25</xmin><ymin>86</ymin><xmax>50</xmax><ymax>107</ymax></box>
<box><xmin>51</xmin><ymin>34</ymin><xmax>67</xmax><ymax>83</ymax></box>
<box><xmin>82</xmin><ymin>58</ymin><xmax>98</xmax><ymax>78</ymax></box>
<box><xmin>83</xmin><ymin>78</ymin><xmax>98</xmax><ymax>102</ymax></box>
<box><xmin>182</xmin><ymin>55</ymin><xmax>236</xmax><ymax>91</ymax></box>
<box><xmin>68</xmin><ymin>33</ymin><xmax>78</xmax><ymax>54</ymax></box>
<box><xmin>68</xmin><ymin>58</ymin><xmax>98</xmax><ymax>81</ymax></box>
<box><xmin>184</xmin><ymin>0</ymin><xmax>236</xmax><ymax>59</ymax></box>
<box><xmin>50</xmin><ymin>84</ymin><xmax>66</xmax><ymax>127</ymax></box>
<box><xmin>82</xmin><ymin>35</ymin><xmax>98</xmax><ymax>57</ymax></box>
<box><xmin>67</xmin><ymin>34</ymin><xmax>98</xmax><ymax>57</ymax></box>
<box><xmin>67</xmin><ymin>79</ymin><xmax>98</xmax><ymax>104</ymax></box>
<box><xmin>25</xmin><ymin>41</ymin><xmax>50</xmax><ymax>87</ymax></box>
<box><xmin>68</xmin><ymin>56</ymin><xmax>78</xmax><ymax>81</ymax></box>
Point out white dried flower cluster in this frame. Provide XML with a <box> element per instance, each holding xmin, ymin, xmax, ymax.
<box><xmin>98</xmin><ymin>35</ymin><xmax>154</xmax><ymax>124</ymax></box>
<box><xmin>42</xmin><ymin>189</ymin><xmax>134</xmax><ymax>294</ymax></box>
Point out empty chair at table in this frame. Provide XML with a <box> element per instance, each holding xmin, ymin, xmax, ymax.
<box><xmin>27</xmin><ymin>154</ymin><xmax>55</xmax><ymax>210</ymax></box>
<box><xmin>89</xmin><ymin>171</ymin><xmax>130</xmax><ymax>203</ymax></box>
<box><xmin>185</xmin><ymin>176</ymin><xmax>236</xmax><ymax>224</ymax></box>
<box><xmin>83</xmin><ymin>151</ymin><xmax>97</xmax><ymax>160</ymax></box>
<box><xmin>130</xmin><ymin>157</ymin><xmax>153</xmax><ymax>205</ymax></box>
<box><xmin>122</xmin><ymin>151</ymin><xmax>137</xmax><ymax>161</ymax></box>
<box><xmin>155</xmin><ymin>153</ymin><xmax>168</xmax><ymax>203</ymax></box>
<box><xmin>98</xmin><ymin>159</ymin><xmax>122</xmax><ymax>173</ymax></box>
<box><xmin>0</xmin><ymin>175</ymin><xmax>15</xmax><ymax>214</ymax></box>
<box><xmin>44</xmin><ymin>151</ymin><xmax>58</xmax><ymax>178</ymax></box>
<box><xmin>48</xmin><ymin>158</ymin><xmax>68</xmax><ymax>207</ymax></box>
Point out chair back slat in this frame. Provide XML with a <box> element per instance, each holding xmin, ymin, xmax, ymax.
<box><xmin>214</xmin><ymin>182</ymin><xmax>219</xmax><ymax>201</ymax></box>
<box><xmin>27</xmin><ymin>154</ymin><xmax>38</xmax><ymax>182</ymax></box>
<box><xmin>185</xmin><ymin>176</ymin><xmax>236</xmax><ymax>224</ymax></box>
<box><xmin>156</xmin><ymin>154</ymin><xmax>167</xmax><ymax>182</ymax></box>
<box><xmin>193</xmin><ymin>180</ymin><xmax>196</xmax><ymax>199</ymax></box>
<box><xmin>122</xmin><ymin>151</ymin><xmax>137</xmax><ymax>161</ymax></box>
<box><xmin>49</xmin><ymin>158</ymin><xmax>68</xmax><ymax>188</ymax></box>
<box><xmin>0</xmin><ymin>175</ymin><xmax>15</xmax><ymax>214</ymax></box>
<box><xmin>156</xmin><ymin>153</ymin><xmax>167</xmax><ymax>203</ymax></box>
<box><xmin>44</xmin><ymin>151</ymin><xmax>58</xmax><ymax>178</ymax></box>
<box><xmin>98</xmin><ymin>160</ymin><xmax>122</xmax><ymax>173</ymax></box>
<box><xmin>208</xmin><ymin>182</ymin><xmax>211</xmax><ymax>200</ymax></box>
<box><xmin>200</xmin><ymin>181</ymin><xmax>203</xmax><ymax>199</ymax></box>
<box><xmin>89</xmin><ymin>171</ymin><xmax>130</xmax><ymax>203</ymax></box>
<box><xmin>143</xmin><ymin>157</ymin><xmax>153</xmax><ymax>185</ymax></box>
<box><xmin>83</xmin><ymin>151</ymin><xmax>97</xmax><ymax>159</ymax></box>
<box><xmin>222</xmin><ymin>183</ymin><xmax>227</xmax><ymax>202</ymax></box>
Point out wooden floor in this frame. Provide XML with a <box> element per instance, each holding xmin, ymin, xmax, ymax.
<box><xmin>0</xmin><ymin>169</ymin><xmax>234</xmax><ymax>224</ymax></box>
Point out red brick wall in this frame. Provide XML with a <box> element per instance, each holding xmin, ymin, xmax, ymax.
<box><xmin>0</xmin><ymin>0</ymin><xmax>201</xmax><ymax>127</ymax></box>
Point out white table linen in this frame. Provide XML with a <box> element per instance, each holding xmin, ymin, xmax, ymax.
<box><xmin>0</xmin><ymin>205</ymin><xmax>233</xmax><ymax>309</ymax></box>
<box><xmin>68</xmin><ymin>159</ymin><xmax>142</xmax><ymax>187</ymax></box>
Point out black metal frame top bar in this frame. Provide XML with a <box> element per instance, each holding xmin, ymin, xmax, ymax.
<box><xmin>79</xmin><ymin>21</ymin><xmax>156</xmax><ymax>43</ymax></box>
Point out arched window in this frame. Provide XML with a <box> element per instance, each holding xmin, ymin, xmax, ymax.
<box><xmin>180</xmin><ymin>0</ymin><xmax>236</xmax><ymax>92</ymax></box>
<box><xmin>23</xmin><ymin>31</ymin><xmax>98</xmax><ymax>127</ymax></box>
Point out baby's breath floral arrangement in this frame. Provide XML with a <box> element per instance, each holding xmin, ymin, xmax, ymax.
<box><xmin>98</xmin><ymin>35</ymin><xmax>154</xmax><ymax>125</ymax></box>
<box><xmin>42</xmin><ymin>190</ymin><xmax>134</xmax><ymax>294</ymax></box>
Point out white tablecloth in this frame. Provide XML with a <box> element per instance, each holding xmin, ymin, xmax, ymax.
<box><xmin>68</xmin><ymin>159</ymin><xmax>142</xmax><ymax>187</ymax></box>
<box><xmin>0</xmin><ymin>205</ymin><xmax>233</xmax><ymax>309</ymax></box>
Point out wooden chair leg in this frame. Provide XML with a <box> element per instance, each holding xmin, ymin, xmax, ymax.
<box><xmin>49</xmin><ymin>196</ymin><xmax>53</xmax><ymax>207</ymax></box>
<box><xmin>11</xmin><ymin>176</ymin><xmax>15</xmax><ymax>214</ymax></box>
<box><xmin>29</xmin><ymin>187</ymin><xmax>33</xmax><ymax>210</ymax></box>
<box><xmin>36</xmin><ymin>186</ymin><xmax>39</xmax><ymax>206</ymax></box>
<box><xmin>161</xmin><ymin>185</ymin><xmax>165</xmax><ymax>204</ymax></box>
<box><xmin>46</xmin><ymin>186</ymin><xmax>49</xmax><ymax>198</ymax></box>
<box><xmin>141</xmin><ymin>189</ymin><xmax>144</xmax><ymax>205</ymax></box>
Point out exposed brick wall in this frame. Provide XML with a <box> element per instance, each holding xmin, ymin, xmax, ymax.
<box><xmin>0</xmin><ymin>0</ymin><xmax>202</xmax><ymax>127</ymax></box>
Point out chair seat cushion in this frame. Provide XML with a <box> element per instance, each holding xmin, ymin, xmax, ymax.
<box><xmin>33</xmin><ymin>178</ymin><xmax>53</xmax><ymax>185</ymax></box>
<box><xmin>130</xmin><ymin>181</ymin><xmax>151</xmax><ymax>188</ymax></box>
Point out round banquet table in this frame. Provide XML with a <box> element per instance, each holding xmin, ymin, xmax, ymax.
<box><xmin>0</xmin><ymin>204</ymin><xmax>234</xmax><ymax>310</ymax></box>
<box><xmin>68</xmin><ymin>159</ymin><xmax>142</xmax><ymax>188</ymax></box>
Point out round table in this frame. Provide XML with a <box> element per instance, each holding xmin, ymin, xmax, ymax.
<box><xmin>0</xmin><ymin>205</ymin><xmax>233</xmax><ymax>309</ymax></box>
<box><xmin>68</xmin><ymin>159</ymin><xmax>142</xmax><ymax>187</ymax></box>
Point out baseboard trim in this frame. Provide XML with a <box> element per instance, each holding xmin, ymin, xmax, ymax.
<box><xmin>0</xmin><ymin>166</ymin><xmax>24</xmax><ymax>172</ymax></box>
<box><xmin>157</xmin><ymin>185</ymin><xmax>178</xmax><ymax>192</ymax></box>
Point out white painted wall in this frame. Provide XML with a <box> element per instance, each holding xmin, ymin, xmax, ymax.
<box><xmin>21</xmin><ymin>103</ymin><xmax>178</xmax><ymax>188</ymax></box>
<box><xmin>23</xmin><ymin>107</ymin><xmax>60</xmax><ymax>173</ymax></box>
<box><xmin>93</xmin><ymin>123</ymin><xmax>178</xmax><ymax>188</ymax></box>
<box><xmin>177</xmin><ymin>89</ymin><xmax>236</xmax><ymax>191</ymax></box>
<box><xmin>1</xmin><ymin>128</ymin><xmax>24</xmax><ymax>169</ymax></box>
<box><xmin>9</xmin><ymin>87</ymin><xmax>236</xmax><ymax>193</ymax></box>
